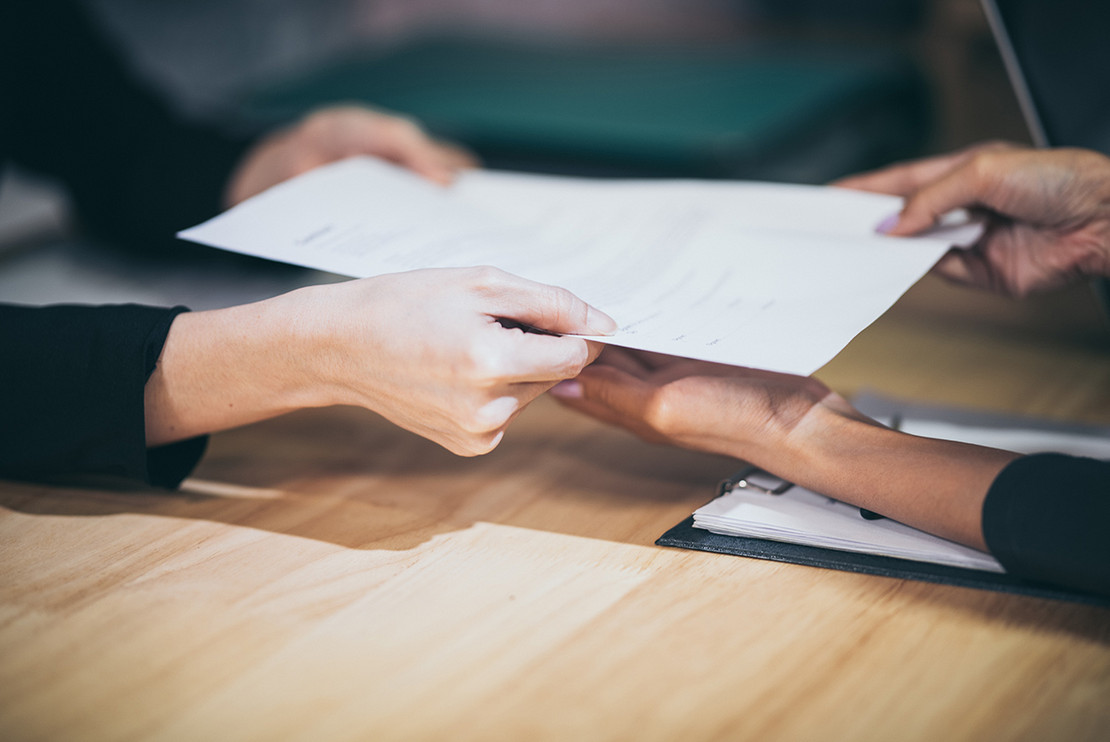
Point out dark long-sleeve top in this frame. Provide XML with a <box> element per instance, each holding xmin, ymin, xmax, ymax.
<box><xmin>983</xmin><ymin>453</ymin><xmax>1110</xmax><ymax>598</ymax></box>
<box><xmin>1</xmin><ymin>0</ymin><xmax>251</xmax><ymax>487</ymax></box>
<box><xmin>0</xmin><ymin>0</ymin><xmax>250</xmax><ymax>247</ymax></box>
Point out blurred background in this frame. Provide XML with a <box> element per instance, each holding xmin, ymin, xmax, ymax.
<box><xmin>0</xmin><ymin>0</ymin><xmax>1032</xmax><ymax>249</ymax></box>
<box><xmin>79</xmin><ymin>0</ymin><xmax>1029</xmax><ymax>150</ymax></box>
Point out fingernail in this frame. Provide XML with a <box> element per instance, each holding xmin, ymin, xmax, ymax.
<box><xmin>876</xmin><ymin>212</ymin><xmax>901</xmax><ymax>234</ymax></box>
<box><xmin>586</xmin><ymin>307</ymin><xmax>618</xmax><ymax>336</ymax></box>
<box><xmin>550</xmin><ymin>380</ymin><xmax>583</xmax><ymax>399</ymax></box>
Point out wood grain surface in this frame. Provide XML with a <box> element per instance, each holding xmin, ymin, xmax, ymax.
<box><xmin>2</xmin><ymin>276</ymin><xmax>1109</xmax><ymax>742</ymax></box>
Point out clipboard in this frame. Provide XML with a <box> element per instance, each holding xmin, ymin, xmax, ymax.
<box><xmin>656</xmin><ymin>394</ymin><xmax>1110</xmax><ymax>607</ymax></box>
<box><xmin>657</xmin><ymin>515</ymin><xmax>1110</xmax><ymax>606</ymax></box>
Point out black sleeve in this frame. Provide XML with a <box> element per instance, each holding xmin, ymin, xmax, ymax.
<box><xmin>0</xmin><ymin>304</ymin><xmax>207</xmax><ymax>488</ymax></box>
<box><xmin>0</xmin><ymin>0</ymin><xmax>252</xmax><ymax>249</ymax></box>
<box><xmin>982</xmin><ymin>453</ymin><xmax>1110</xmax><ymax>597</ymax></box>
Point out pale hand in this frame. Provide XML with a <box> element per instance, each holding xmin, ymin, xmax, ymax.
<box><xmin>224</xmin><ymin>105</ymin><xmax>477</xmax><ymax>205</ymax></box>
<box><xmin>146</xmin><ymin>267</ymin><xmax>614</xmax><ymax>456</ymax></box>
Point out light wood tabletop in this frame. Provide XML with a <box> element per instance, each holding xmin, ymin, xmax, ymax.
<box><xmin>2</xmin><ymin>275</ymin><xmax>1109</xmax><ymax>742</ymax></box>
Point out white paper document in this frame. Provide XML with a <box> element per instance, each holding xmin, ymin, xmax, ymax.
<box><xmin>179</xmin><ymin>157</ymin><xmax>978</xmax><ymax>374</ymax></box>
<box><xmin>694</xmin><ymin>410</ymin><xmax>1110</xmax><ymax>573</ymax></box>
<box><xmin>694</xmin><ymin>485</ymin><xmax>1006</xmax><ymax>572</ymax></box>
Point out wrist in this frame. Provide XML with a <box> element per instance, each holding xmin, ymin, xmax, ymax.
<box><xmin>245</xmin><ymin>285</ymin><xmax>348</xmax><ymax>410</ymax></box>
<box><xmin>767</xmin><ymin>401</ymin><xmax>877</xmax><ymax>494</ymax></box>
<box><xmin>145</xmin><ymin>291</ymin><xmax>330</xmax><ymax>445</ymax></box>
<box><xmin>763</xmin><ymin>402</ymin><xmax>1016</xmax><ymax>550</ymax></box>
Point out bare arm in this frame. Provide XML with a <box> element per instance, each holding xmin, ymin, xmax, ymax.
<box><xmin>551</xmin><ymin>350</ymin><xmax>1017</xmax><ymax>550</ymax></box>
<box><xmin>146</xmin><ymin>267</ymin><xmax>613</xmax><ymax>456</ymax></box>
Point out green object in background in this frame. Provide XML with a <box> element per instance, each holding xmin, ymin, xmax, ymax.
<box><xmin>244</xmin><ymin>36</ymin><xmax>929</xmax><ymax>183</ymax></box>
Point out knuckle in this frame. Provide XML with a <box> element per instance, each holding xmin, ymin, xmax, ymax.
<box><xmin>461</xmin><ymin>340</ymin><xmax>509</xmax><ymax>383</ymax></box>
<box><xmin>458</xmin><ymin>415</ymin><xmax>495</xmax><ymax>436</ymax></box>
<box><xmin>475</xmin><ymin>434</ymin><xmax>502</xmax><ymax>455</ymax></box>
<box><xmin>547</xmin><ymin>285</ymin><xmax>587</xmax><ymax>328</ymax></box>
<box><xmin>978</xmin><ymin>139</ymin><xmax>1018</xmax><ymax>154</ymax></box>
<box><xmin>969</xmin><ymin>151</ymin><xmax>1004</xmax><ymax>183</ymax></box>
<box><xmin>451</xmin><ymin>399</ymin><xmax>501</xmax><ymax>437</ymax></box>
<box><xmin>455</xmin><ymin>432</ymin><xmax>501</xmax><ymax>457</ymax></box>
<box><xmin>386</xmin><ymin>116</ymin><xmax>423</xmax><ymax>139</ymax></box>
<box><xmin>558</xmin><ymin>340</ymin><xmax>592</xmax><ymax>376</ymax></box>
<box><xmin>299</xmin><ymin>109</ymin><xmax>335</xmax><ymax>138</ymax></box>
<box><xmin>642</xmin><ymin>389</ymin><xmax>677</xmax><ymax>433</ymax></box>
<box><xmin>468</xmin><ymin>265</ymin><xmax>507</xmax><ymax>293</ymax></box>
<box><xmin>445</xmin><ymin>437</ymin><xmax>482</xmax><ymax>457</ymax></box>
<box><xmin>474</xmin><ymin>398</ymin><xmax>517</xmax><ymax>432</ymax></box>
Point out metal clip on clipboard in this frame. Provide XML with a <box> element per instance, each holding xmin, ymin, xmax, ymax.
<box><xmin>717</xmin><ymin>465</ymin><xmax>885</xmax><ymax>520</ymax></box>
<box><xmin>717</xmin><ymin>414</ymin><xmax>903</xmax><ymax>517</ymax></box>
<box><xmin>717</xmin><ymin>466</ymin><xmax>794</xmax><ymax>497</ymax></box>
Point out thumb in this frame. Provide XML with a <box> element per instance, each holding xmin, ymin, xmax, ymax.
<box><xmin>488</xmin><ymin>271</ymin><xmax>617</xmax><ymax>336</ymax></box>
<box><xmin>881</xmin><ymin>164</ymin><xmax>985</xmax><ymax>237</ymax></box>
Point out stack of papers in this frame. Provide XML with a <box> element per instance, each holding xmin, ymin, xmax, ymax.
<box><xmin>180</xmin><ymin>157</ymin><xmax>979</xmax><ymax>375</ymax></box>
<box><xmin>694</xmin><ymin>486</ymin><xmax>1005</xmax><ymax>572</ymax></box>
<box><xmin>693</xmin><ymin>406</ymin><xmax>1110</xmax><ymax>572</ymax></box>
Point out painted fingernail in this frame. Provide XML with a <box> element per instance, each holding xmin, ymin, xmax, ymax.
<box><xmin>876</xmin><ymin>212</ymin><xmax>901</xmax><ymax>234</ymax></box>
<box><xmin>550</xmin><ymin>380</ymin><xmax>583</xmax><ymax>399</ymax></box>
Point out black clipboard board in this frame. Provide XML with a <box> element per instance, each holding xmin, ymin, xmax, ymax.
<box><xmin>656</xmin><ymin>516</ymin><xmax>1110</xmax><ymax>606</ymax></box>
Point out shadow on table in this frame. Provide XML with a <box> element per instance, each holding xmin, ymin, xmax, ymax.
<box><xmin>0</xmin><ymin>401</ymin><xmax>732</xmax><ymax>552</ymax></box>
<box><xmin>3</xmin><ymin>402</ymin><xmax>1106</xmax><ymax>638</ymax></box>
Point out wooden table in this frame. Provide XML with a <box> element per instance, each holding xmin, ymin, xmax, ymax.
<box><xmin>2</xmin><ymin>276</ymin><xmax>1109</xmax><ymax>742</ymax></box>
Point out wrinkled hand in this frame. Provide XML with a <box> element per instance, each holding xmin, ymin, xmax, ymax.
<box><xmin>224</xmin><ymin>105</ymin><xmax>477</xmax><ymax>205</ymax></box>
<box><xmin>835</xmin><ymin>142</ymin><xmax>1110</xmax><ymax>297</ymax></box>
<box><xmin>275</xmin><ymin>267</ymin><xmax>614</xmax><ymax>455</ymax></box>
<box><xmin>549</xmin><ymin>347</ymin><xmax>865</xmax><ymax>462</ymax></box>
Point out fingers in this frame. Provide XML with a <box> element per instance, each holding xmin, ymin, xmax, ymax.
<box><xmin>549</xmin><ymin>364</ymin><xmax>653</xmax><ymax>430</ymax></box>
<box><xmin>584</xmin><ymin>339</ymin><xmax>606</xmax><ymax>366</ymax></box>
<box><xmin>360</xmin><ymin>115</ymin><xmax>459</xmax><ymax>185</ymax></box>
<box><xmin>489</xmin><ymin>331</ymin><xmax>596</xmax><ymax>382</ymax></box>
<box><xmin>832</xmin><ymin>149</ymin><xmax>973</xmax><ymax>196</ymax></box>
<box><xmin>476</xmin><ymin>268</ymin><xmax>617</xmax><ymax>337</ymax></box>
<box><xmin>593</xmin><ymin>346</ymin><xmax>655</xmax><ymax>377</ymax></box>
<box><xmin>442</xmin><ymin>376</ymin><xmax>579</xmax><ymax>456</ymax></box>
<box><xmin>932</xmin><ymin>244</ymin><xmax>1032</xmax><ymax>296</ymax></box>
<box><xmin>436</xmin><ymin>140</ymin><xmax>481</xmax><ymax>171</ymax></box>
<box><xmin>863</xmin><ymin>144</ymin><xmax>1032</xmax><ymax>237</ymax></box>
<box><xmin>881</xmin><ymin>161</ymin><xmax>990</xmax><ymax>236</ymax></box>
<box><xmin>302</xmin><ymin>106</ymin><xmax>469</xmax><ymax>185</ymax></box>
<box><xmin>832</xmin><ymin>141</ymin><xmax>1016</xmax><ymax>196</ymax></box>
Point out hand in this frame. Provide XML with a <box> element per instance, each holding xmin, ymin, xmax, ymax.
<box><xmin>224</xmin><ymin>105</ymin><xmax>477</xmax><ymax>205</ymax></box>
<box><xmin>549</xmin><ymin>347</ymin><xmax>862</xmax><ymax>463</ymax></box>
<box><xmin>551</xmin><ymin>347</ymin><xmax>1014</xmax><ymax>551</ymax></box>
<box><xmin>835</xmin><ymin>143</ymin><xmax>1110</xmax><ymax>297</ymax></box>
<box><xmin>145</xmin><ymin>267</ymin><xmax>615</xmax><ymax>456</ymax></box>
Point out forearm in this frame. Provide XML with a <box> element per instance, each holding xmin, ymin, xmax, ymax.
<box><xmin>144</xmin><ymin>289</ymin><xmax>332</xmax><ymax>446</ymax></box>
<box><xmin>744</xmin><ymin>405</ymin><xmax>1020</xmax><ymax>551</ymax></box>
